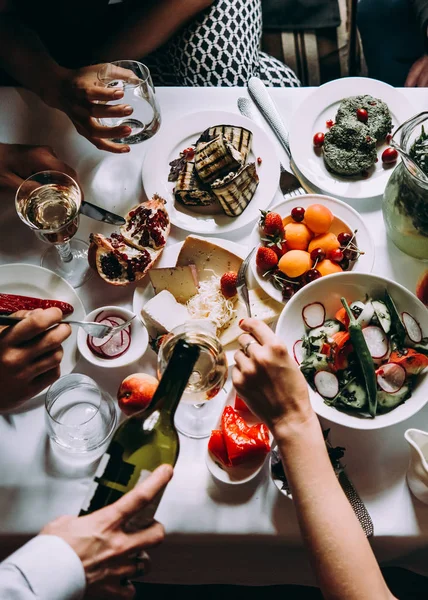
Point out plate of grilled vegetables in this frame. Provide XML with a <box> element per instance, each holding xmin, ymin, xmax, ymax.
<box><xmin>142</xmin><ymin>110</ymin><xmax>280</xmax><ymax>234</ymax></box>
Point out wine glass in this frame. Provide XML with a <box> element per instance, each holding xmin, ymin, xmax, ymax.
<box><xmin>15</xmin><ymin>170</ymin><xmax>91</xmax><ymax>288</ymax></box>
<box><xmin>97</xmin><ymin>60</ymin><xmax>161</xmax><ymax>144</ymax></box>
<box><xmin>157</xmin><ymin>321</ymin><xmax>228</xmax><ymax>439</ymax></box>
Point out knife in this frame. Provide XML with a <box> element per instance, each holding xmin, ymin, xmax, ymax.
<box><xmin>247</xmin><ymin>76</ymin><xmax>292</xmax><ymax>159</ymax></box>
<box><xmin>80</xmin><ymin>200</ymin><xmax>125</xmax><ymax>226</ymax></box>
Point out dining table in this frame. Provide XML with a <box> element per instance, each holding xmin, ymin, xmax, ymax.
<box><xmin>0</xmin><ymin>83</ymin><xmax>428</xmax><ymax>587</ymax></box>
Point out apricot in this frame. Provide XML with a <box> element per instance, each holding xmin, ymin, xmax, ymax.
<box><xmin>117</xmin><ymin>373</ymin><xmax>159</xmax><ymax>416</ymax></box>
<box><xmin>308</xmin><ymin>232</ymin><xmax>340</xmax><ymax>255</ymax></box>
<box><xmin>278</xmin><ymin>250</ymin><xmax>312</xmax><ymax>278</ymax></box>
<box><xmin>317</xmin><ymin>259</ymin><xmax>343</xmax><ymax>277</ymax></box>
<box><xmin>304</xmin><ymin>204</ymin><xmax>334</xmax><ymax>234</ymax></box>
<box><xmin>284</xmin><ymin>222</ymin><xmax>313</xmax><ymax>251</ymax></box>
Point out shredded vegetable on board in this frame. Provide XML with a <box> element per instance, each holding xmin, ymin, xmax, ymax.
<box><xmin>186</xmin><ymin>275</ymin><xmax>236</xmax><ymax>331</ymax></box>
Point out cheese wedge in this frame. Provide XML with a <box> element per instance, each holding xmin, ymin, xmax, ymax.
<box><xmin>176</xmin><ymin>235</ymin><xmax>243</xmax><ymax>281</ymax></box>
<box><xmin>141</xmin><ymin>290</ymin><xmax>190</xmax><ymax>336</ymax></box>
<box><xmin>220</xmin><ymin>288</ymin><xmax>283</xmax><ymax>346</ymax></box>
<box><xmin>149</xmin><ymin>265</ymin><xmax>198</xmax><ymax>303</ymax></box>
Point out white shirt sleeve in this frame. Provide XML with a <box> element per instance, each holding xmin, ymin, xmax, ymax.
<box><xmin>0</xmin><ymin>535</ymin><xmax>86</xmax><ymax>600</ymax></box>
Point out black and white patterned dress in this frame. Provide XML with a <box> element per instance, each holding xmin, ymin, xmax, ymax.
<box><xmin>145</xmin><ymin>0</ymin><xmax>300</xmax><ymax>87</ymax></box>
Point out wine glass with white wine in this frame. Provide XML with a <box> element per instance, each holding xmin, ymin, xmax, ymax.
<box><xmin>157</xmin><ymin>321</ymin><xmax>229</xmax><ymax>439</ymax></box>
<box><xmin>16</xmin><ymin>170</ymin><xmax>91</xmax><ymax>288</ymax></box>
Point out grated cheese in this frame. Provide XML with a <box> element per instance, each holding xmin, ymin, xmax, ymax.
<box><xmin>186</xmin><ymin>275</ymin><xmax>236</xmax><ymax>332</ymax></box>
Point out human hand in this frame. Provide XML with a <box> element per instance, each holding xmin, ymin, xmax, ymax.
<box><xmin>232</xmin><ymin>319</ymin><xmax>314</xmax><ymax>435</ymax></box>
<box><xmin>405</xmin><ymin>55</ymin><xmax>428</xmax><ymax>87</ymax></box>
<box><xmin>47</xmin><ymin>64</ymin><xmax>135</xmax><ymax>153</ymax></box>
<box><xmin>0</xmin><ymin>143</ymin><xmax>77</xmax><ymax>196</ymax></box>
<box><xmin>41</xmin><ymin>464</ymin><xmax>173</xmax><ymax>599</ymax></box>
<box><xmin>0</xmin><ymin>307</ymin><xmax>71</xmax><ymax>410</ymax></box>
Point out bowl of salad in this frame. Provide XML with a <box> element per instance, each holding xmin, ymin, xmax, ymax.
<box><xmin>276</xmin><ymin>272</ymin><xmax>428</xmax><ymax>429</ymax></box>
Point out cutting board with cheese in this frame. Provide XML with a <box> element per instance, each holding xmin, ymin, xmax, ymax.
<box><xmin>132</xmin><ymin>235</ymin><xmax>283</xmax><ymax>362</ymax></box>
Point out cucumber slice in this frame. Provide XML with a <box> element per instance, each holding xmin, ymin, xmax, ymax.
<box><xmin>337</xmin><ymin>381</ymin><xmax>368</xmax><ymax>409</ymax></box>
<box><xmin>372</xmin><ymin>300</ymin><xmax>391</xmax><ymax>334</ymax></box>
<box><xmin>377</xmin><ymin>385</ymin><xmax>411</xmax><ymax>412</ymax></box>
<box><xmin>308</xmin><ymin>319</ymin><xmax>342</xmax><ymax>349</ymax></box>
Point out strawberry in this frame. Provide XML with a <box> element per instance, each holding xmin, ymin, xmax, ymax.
<box><xmin>264</xmin><ymin>234</ymin><xmax>288</xmax><ymax>259</ymax></box>
<box><xmin>259</xmin><ymin>210</ymin><xmax>285</xmax><ymax>237</ymax></box>
<box><xmin>256</xmin><ymin>246</ymin><xmax>278</xmax><ymax>271</ymax></box>
<box><xmin>220</xmin><ymin>271</ymin><xmax>238</xmax><ymax>298</ymax></box>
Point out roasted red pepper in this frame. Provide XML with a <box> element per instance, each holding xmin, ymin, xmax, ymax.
<box><xmin>234</xmin><ymin>395</ymin><xmax>250</xmax><ymax>413</ymax></box>
<box><xmin>208</xmin><ymin>429</ymin><xmax>231</xmax><ymax>467</ymax></box>
<box><xmin>0</xmin><ymin>293</ymin><xmax>74</xmax><ymax>316</ymax></box>
<box><xmin>221</xmin><ymin>406</ymin><xmax>270</xmax><ymax>466</ymax></box>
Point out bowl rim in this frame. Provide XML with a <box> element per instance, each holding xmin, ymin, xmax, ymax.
<box><xmin>275</xmin><ymin>271</ymin><xmax>428</xmax><ymax>430</ymax></box>
<box><xmin>77</xmin><ymin>305</ymin><xmax>148</xmax><ymax>368</ymax></box>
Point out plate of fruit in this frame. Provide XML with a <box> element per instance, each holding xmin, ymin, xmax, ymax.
<box><xmin>249</xmin><ymin>194</ymin><xmax>374</xmax><ymax>304</ymax></box>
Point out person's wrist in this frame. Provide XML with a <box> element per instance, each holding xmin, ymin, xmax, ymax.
<box><xmin>270</xmin><ymin>407</ymin><xmax>319</xmax><ymax>445</ymax></box>
<box><xmin>40</xmin><ymin>66</ymin><xmax>72</xmax><ymax>109</ymax></box>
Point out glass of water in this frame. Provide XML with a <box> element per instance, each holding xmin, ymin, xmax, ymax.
<box><xmin>97</xmin><ymin>60</ymin><xmax>161</xmax><ymax>144</ymax></box>
<box><xmin>45</xmin><ymin>374</ymin><xmax>117</xmax><ymax>460</ymax></box>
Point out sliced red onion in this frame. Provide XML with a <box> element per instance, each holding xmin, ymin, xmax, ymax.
<box><xmin>314</xmin><ymin>371</ymin><xmax>339</xmax><ymax>399</ymax></box>
<box><xmin>402</xmin><ymin>312</ymin><xmax>423</xmax><ymax>343</ymax></box>
<box><xmin>377</xmin><ymin>363</ymin><xmax>406</xmax><ymax>394</ymax></box>
<box><xmin>362</xmin><ymin>326</ymin><xmax>389</xmax><ymax>359</ymax></box>
<box><xmin>302</xmin><ymin>302</ymin><xmax>326</xmax><ymax>329</ymax></box>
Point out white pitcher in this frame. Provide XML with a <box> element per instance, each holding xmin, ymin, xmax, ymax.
<box><xmin>404</xmin><ymin>428</ymin><xmax>428</xmax><ymax>504</ymax></box>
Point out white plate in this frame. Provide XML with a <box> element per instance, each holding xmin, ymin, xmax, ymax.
<box><xmin>289</xmin><ymin>77</ymin><xmax>414</xmax><ymax>200</ymax></box>
<box><xmin>133</xmin><ymin>238</ymin><xmax>247</xmax><ymax>366</ymax></box>
<box><xmin>0</xmin><ymin>264</ymin><xmax>85</xmax><ymax>407</ymax></box>
<box><xmin>205</xmin><ymin>387</ymin><xmax>268</xmax><ymax>485</ymax></box>
<box><xmin>249</xmin><ymin>194</ymin><xmax>375</xmax><ymax>304</ymax></box>
<box><xmin>275</xmin><ymin>272</ymin><xmax>428</xmax><ymax>430</ymax></box>
<box><xmin>142</xmin><ymin>110</ymin><xmax>280</xmax><ymax>234</ymax></box>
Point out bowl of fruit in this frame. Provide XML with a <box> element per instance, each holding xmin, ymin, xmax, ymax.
<box><xmin>249</xmin><ymin>194</ymin><xmax>374</xmax><ymax>303</ymax></box>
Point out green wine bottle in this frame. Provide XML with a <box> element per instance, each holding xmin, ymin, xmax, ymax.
<box><xmin>80</xmin><ymin>338</ymin><xmax>200</xmax><ymax>529</ymax></box>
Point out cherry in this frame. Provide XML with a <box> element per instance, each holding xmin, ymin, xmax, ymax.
<box><xmin>356</xmin><ymin>108</ymin><xmax>368</xmax><ymax>123</ymax></box>
<box><xmin>305</xmin><ymin>269</ymin><xmax>322</xmax><ymax>283</ymax></box>
<box><xmin>310</xmin><ymin>247</ymin><xmax>326</xmax><ymax>262</ymax></box>
<box><xmin>343</xmin><ymin>248</ymin><xmax>357</xmax><ymax>261</ymax></box>
<box><xmin>337</xmin><ymin>232</ymin><xmax>352</xmax><ymax>246</ymax></box>
<box><xmin>340</xmin><ymin>258</ymin><xmax>350</xmax><ymax>271</ymax></box>
<box><xmin>329</xmin><ymin>248</ymin><xmax>344</xmax><ymax>263</ymax></box>
<box><xmin>382</xmin><ymin>147</ymin><xmax>398</xmax><ymax>164</ymax></box>
<box><xmin>291</xmin><ymin>206</ymin><xmax>305</xmax><ymax>222</ymax></box>
<box><xmin>313</xmin><ymin>132</ymin><xmax>325</xmax><ymax>148</ymax></box>
<box><xmin>282</xmin><ymin>285</ymin><xmax>295</xmax><ymax>300</ymax></box>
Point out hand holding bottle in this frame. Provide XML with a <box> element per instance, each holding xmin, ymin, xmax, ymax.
<box><xmin>41</xmin><ymin>464</ymin><xmax>173</xmax><ymax>598</ymax></box>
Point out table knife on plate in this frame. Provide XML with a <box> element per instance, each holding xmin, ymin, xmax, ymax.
<box><xmin>80</xmin><ymin>200</ymin><xmax>125</xmax><ymax>226</ymax></box>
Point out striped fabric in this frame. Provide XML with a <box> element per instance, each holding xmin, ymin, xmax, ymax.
<box><xmin>261</xmin><ymin>0</ymin><xmax>367</xmax><ymax>86</ymax></box>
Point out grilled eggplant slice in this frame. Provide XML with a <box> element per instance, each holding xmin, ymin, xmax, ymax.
<box><xmin>195</xmin><ymin>135</ymin><xmax>243</xmax><ymax>184</ymax></box>
<box><xmin>174</xmin><ymin>161</ymin><xmax>214</xmax><ymax>206</ymax></box>
<box><xmin>211</xmin><ymin>163</ymin><xmax>259</xmax><ymax>217</ymax></box>
<box><xmin>206</xmin><ymin>125</ymin><xmax>253</xmax><ymax>162</ymax></box>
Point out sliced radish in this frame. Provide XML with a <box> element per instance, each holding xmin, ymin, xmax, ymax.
<box><xmin>91</xmin><ymin>334</ymin><xmax>112</xmax><ymax>348</ymax></box>
<box><xmin>350</xmin><ymin>300</ymin><xmax>365</xmax><ymax>315</ymax></box>
<box><xmin>302</xmin><ymin>302</ymin><xmax>325</xmax><ymax>329</ymax></box>
<box><xmin>362</xmin><ymin>326</ymin><xmax>389</xmax><ymax>359</ymax></box>
<box><xmin>99</xmin><ymin>330</ymin><xmax>131</xmax><ymax>358</ymax></box>
<box><xmin>314</xmin><ymin>371</ymin><xmax>339</xmax><ymax>399</ymax></box>
<box><xmin>293</xmin><ymin>340</ymin><xmax>306</xmax><ymax>365</ymax></box>
<box><xmin>357</xmin><ymin>301</ymin><xmax>375</xmax><ymax>328</ymax></box>
<box><xmin>87</xmin><ymin>336</ymin><xmax>108</xmax><ymax>357</ymax></box>
<box><xmin>402</xmin><ymin>312</ymin><xmax>423</xmax><ymax>343</ymax></box>
<box><xmin>95</xmin><ymin>311</ymin><xmax>107</xmax><ymax>323</ymax></box>
<box><xmin>376</xmin><ymin>363</ymin><xmax>406</xmax><ymax>394</ymax></box>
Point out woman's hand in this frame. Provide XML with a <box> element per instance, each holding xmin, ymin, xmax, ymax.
<box><xmin>0</xmin><ymin>308</ymin><xmax>71</xmax><ymax>410</ymax></box>
<box><xmin>42</xmin><ymin>465</ymin><xmax>173</xmax><ymax>599</ymax></box>
<box><xmin>46</xmin><ymin>65</ymin><xmax>135</xmax><ymax>153</ymax></box>
<box><xmin>232</xmin><ymin>319</ymin><xmax>314</xmax><ymax>435</ymax></box>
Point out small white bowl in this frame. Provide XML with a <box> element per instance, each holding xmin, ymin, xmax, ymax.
<box><xmin>205</xmin><ymin>447</ymin><xmax>266</xmax><ymax>485</ymax></box>
<box><xmin>77</xmin><ymin>305</ymin><xmax>149</xmax><ymax>368</ymax></box>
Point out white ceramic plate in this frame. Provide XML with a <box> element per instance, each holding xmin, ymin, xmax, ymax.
<box><xmin>249</xmin><ymin>194</ymin><xmax>375</xmax><ymax>304</ymax></box>
<box><xmin>133</xmin><ymin>238</ymin><xmax>247</xmax><ymax>366</ymax></box>
<box><xmin>205</xmin><ymin>387</ymin><xmax>268</xmax><ymax>485</ymax></box>
<box><xmin>276</xmin><ymin>272</ymin><xmax>428</xmax><ymax>430</ymax></box>
<box><xmin>0</xmin><ymin>263</ymin><xmax>85</xmax><ymax>406</ymax></box>
<box><xmin>142</xmin><ymin>110</ymin><xmax>280</xmax><ymax>234</ymax></box>
<box><xmin>289</xmin><ymin>77</ymin><xmax>414</xmax><ymax>200</ymax></box>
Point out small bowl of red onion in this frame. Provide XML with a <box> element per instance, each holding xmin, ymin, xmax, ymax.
<box><xmin>77</xmin><ymin>305</ymin><xmax>149</xmax><ymax>368</ymax></box>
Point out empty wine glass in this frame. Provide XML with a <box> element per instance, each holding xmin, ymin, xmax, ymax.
<box><xmin>15</xmin><ymin>170</ymin><xmax>91</xmax><ymax>288</ymax></box>
<box><xmin>97</xmin><ymin>60</ymin><xmax>161</xmax><ymax>144</ymax></box>
<box><xmin>157</xmin><ymin>321</ymin><xmax>228</xmax><ymax>439</ymax></box>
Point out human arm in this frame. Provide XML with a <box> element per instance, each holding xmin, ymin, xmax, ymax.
<box><xmin>232</xmin><ymin>319</ymin><xmax>396</xmax><ymax>600</ymax></box>
<box><xmin>96</xmin><ymin>0</ymin><xmax>214</xmax><ymax>61</ymax></box>
<box><xmin>0</xmin><ymin>307</ymin><xmax>71</xmax><ymax>411</ymax></box>
<box><xmin>0</xmin><ymin>465</ymin><xmax>172</xmax><ymax>600</ymax></box>
<box><xmin>0</xmin><ymin>10</ymin><xmax>132</xmax><ymax>152</ymax></box>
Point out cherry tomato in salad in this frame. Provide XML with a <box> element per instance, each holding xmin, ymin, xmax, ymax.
<box><xmin>356</xmin><ymin>108</ymin><xmax>368</xmax><ymax>123</ymax></box>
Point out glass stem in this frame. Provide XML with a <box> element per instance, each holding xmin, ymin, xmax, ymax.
<box><xmin>56</xmin><ymin>242</ymin><xmax>73</xmax><ymax>263</ymax></box>
<box><xmin>193</xmin><ymin>403</ymin><xmax>206</xmax><ymax>409</ymax></box>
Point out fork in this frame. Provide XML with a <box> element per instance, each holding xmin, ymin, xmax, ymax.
<box><xmin>0</xmin><ymin>314</ymin><xmax>135</xmax><ymax>339</ymax></box>
<box><xmin>236</xmin><ymin>248</ymin><xmax>255</xmax><ymax>318</ymax></box>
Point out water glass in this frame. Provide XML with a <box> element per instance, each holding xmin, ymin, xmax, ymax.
<box><xmin>97</xmin><ymin>60</ymin><xmax>161</xmax><ymax>144</ymax></box>
<box><xmin>45</xmin><ymin>374</ymin><xmax>117</xmax><ymax>460</ymax></box>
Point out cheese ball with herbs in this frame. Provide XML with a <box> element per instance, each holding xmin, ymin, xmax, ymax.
<box><xmin>323</xmin><ymin>120</ymin><xmax>377</xmax><ymax>176</ymax></box>
<box><xmin>336</xmin><ymin>94</ymin><xmax>392</xmax><ymax>141</ymax></box>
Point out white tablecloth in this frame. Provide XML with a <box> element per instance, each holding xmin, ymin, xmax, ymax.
<box><xmin>1</xmin><ymin>85</ymin><xmax>428</xmax><ymax>586</ymax></box>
